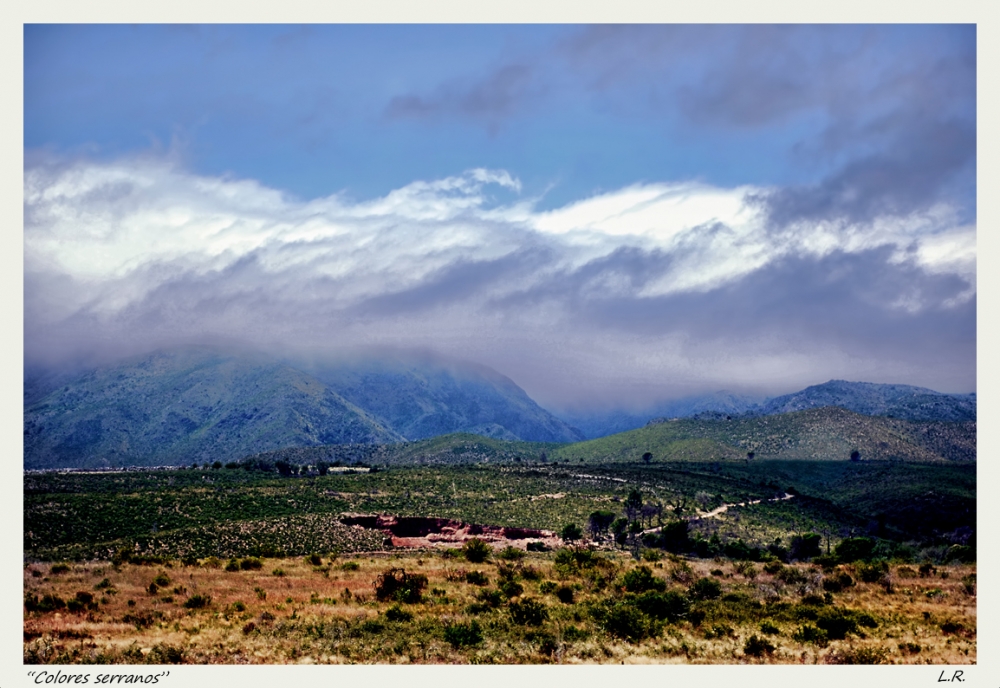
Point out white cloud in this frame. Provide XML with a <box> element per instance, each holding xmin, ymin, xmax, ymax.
<box><xmin>24</xmin><ymin>155</ymin><xmax>976</xmax><ymax>405</ymax></box>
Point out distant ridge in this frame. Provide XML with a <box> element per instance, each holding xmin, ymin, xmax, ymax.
<box><xmin>564</xmin><ymin>381</ymin><xmax>975</xmax><ymax>439</ymax></box>
<box><xmin>756</xmin><ymin>380</ymin><xmax>976</xmax><ymax>422</ymax></box>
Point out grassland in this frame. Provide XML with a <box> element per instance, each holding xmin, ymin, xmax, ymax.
<box><xmin>23</xmin><ymin>550</ymin><xmax>975</xmax><ymax>664</ymax></box>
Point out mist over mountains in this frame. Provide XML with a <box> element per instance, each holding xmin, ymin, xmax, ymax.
<box><xmin>23</xmin><ymin>345</ymin><xmax>975</xmax><ymax>470</ymax></box>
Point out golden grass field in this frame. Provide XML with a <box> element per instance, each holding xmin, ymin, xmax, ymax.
<box><xmin>24</xmin><ymin>549</ymin><xmax>975</xmax><ymax>665</ymax></box>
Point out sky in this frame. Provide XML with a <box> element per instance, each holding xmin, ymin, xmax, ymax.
<box><xmin>23</xmin><ymin>24</ymin><xmax>977</xmax><ymax>411</ymax></box>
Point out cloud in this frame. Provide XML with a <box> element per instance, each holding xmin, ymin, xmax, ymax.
<box><xmin>24</xmin><ymin>154</ymin><xmax>976</xmax><ymax>407</ymax></box>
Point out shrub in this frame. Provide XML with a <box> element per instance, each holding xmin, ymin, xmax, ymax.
<box><xmin>634</xmin><ymin>590</ymin><xmax>689</xmax><ymax>623</ymax></box>
<box><xmin>815</xmin><ymin>608</ymin><xmax>859</xmax><ymax>640</ymax></box>
<box><xmin>593</xmin><ymin>601</ymin><xmax>660</xmax><ymax>643</ymax></box>
<box><xmin>147</xmin><ymin>582</ymin><xmax>159</xmax><ymax>595</ymax></box>
<box><xmin>776</xmin><ymin>566</ymin><xmax>806</xmax><ymax>584</ymax></box>
<box><xmin>689</xmin><ymin>577</ymin><xmax>722</xmax><ymax>600</ymax></box>
<box><xmin>272</xmin><ymin>568</ymin><xmax>286</xmax><ymax>577</ymax></box>
<box><xmin>622</xmin><ymin>566</ymin><xmax>667</xmax><ymax>593</ymax></box>
<box><xmin>793</xmin><ymin>624</ymin><xmax>829</xmax><ymax>646</ymax></box>
<box><xmin>463</xmin><ymin>538</ymin><xmax>492</xmax><ymax>563</ymax></box>
<box><xmin>961</xmin><ymin>574</ymin><xmax>976</xmax><ymax>596</ymax></box>
<box><xmin>744</xmin><ymin>634</ymin><xmax>775</xmax><ymax>657</ymax></box>
<box><xmin>498</xmin><ymin>546</ymin><xmax>525</xmax><ymax>561</ymax></box>
<box><xmin>509</xmin><ymin>597</ymin><xmax>549</xmax><ymax>626</ymax></box>
<box><xmin>465</xmin><ymin>570</ymin><xmax>489</xmax><ymax>586</ymax></box>
<box><xmin>444</xmin><ymin>620</ymin><xmax>484</xmax><ymax>648</ymax></box>
<box><xmin>555</xmin><ymin>585</ymin><xmax>575</xmax><ymax>604</ymax></box>
<box><xmin>373</xmin><ymin>568</ymin><xmax>428</xmax><ymax>603</ymax></box>
<box><xmin>340</xmin><ymin>561</ymin><xmax>360</xmax><ymax>571</ymax></box>
<box><xmin>94</xmin><ymin>578</ymin><xmax>112</xmax><ymax>590</ymax></box>
<box><xmin>231</xmin><ymin>601</ymin><xmax>246</xmax><ymax>612</ymax></box>
<box><xmin>856</xmin><ymin>560</ymin><xmax>889</xmax><ymax>583</ymax></box>
<box><xmin>307</xmin><ymin>553</ymin><xmax>323</xmax><ymax>566</ymax></box>
<box><xmin>763</xmin><ymin>561</ymin><xmax>784</xmax><ymax>575</ymax></box>
<box><xmin>240</xmin><ymin>557</ymin><xmax>263</xmax><ymax>571</ymax></box>
<box><xmin>385</xmin><ymin>605</ymin><xmax>413</xmax><ymax>622</ymax></box>
<box><xmin>224</xmin><ymin>559</ymin><xmax>240</xmax><ymax>572</ymax></box>
<box><xmin>539</xmin><ymin>581</ymin><xmax>557</xmax><ymax>594</ymax></box>
<box><xmin>526</xmin><ymin>541</ymin><xmax>550</xmax><ymax>552</ymax></box>
<box><xmin>760</xmin><ymin>621</ymin><xmax>780</xmax><ymax>635</ymax></box>
<box><xmin>146</xmin><ymin>644</ymin><xmax>184</xmax><ymax>664</ymax></box>
<box><xmin>835</xmin><ymin>537</ymin><xmax>876</xmax><ymax>563</ymax></box>
<box><xmin>50</xmin><ymin>563</ymin><xmax>71</xmax><ymax>575</ymax></box>
<box><xmin>499</xmin><ymin>579</ymin><xmax>524</xmax><ymax>599</ymax></box>
<box><xmin>789</xmin><ymin>533</ymin><xmax>822</xmax><ymax>560</ymax></box>
<box><xmin>183</xmin><ymin>594</ymin><xmax>211</xmax><ymax>609</ymax></box>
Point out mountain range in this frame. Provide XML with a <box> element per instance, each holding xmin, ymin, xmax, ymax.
<box><xmin>23</xmin><ymin>346</ymin><xmax>582</xmax><ymax>469</ymax></box>
<box><xmin>23</xmin><ymin>346</ymin><xmax>975</xmax><ymax>469</ymax></box>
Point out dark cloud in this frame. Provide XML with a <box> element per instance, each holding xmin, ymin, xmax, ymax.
<box><xmin>385</xmin><ymin>64</ymin><xmax>540</xmax><ymax>127</ymax></box>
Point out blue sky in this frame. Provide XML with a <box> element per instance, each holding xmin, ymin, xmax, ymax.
<box><xmin>23</xmin><ymin>24</ymin><xmax>976</xmax><ymax>409</ymax></box>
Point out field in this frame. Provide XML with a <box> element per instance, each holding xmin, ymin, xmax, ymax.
<box><xmin>23</xmin><ymin>451</ymin><xmax>976</xmax><ymax>664</ymax></box>
<box><xmin>23</xmin><ymin>550</ymin><xmax>975</xmax><ymax>664</ymax></box>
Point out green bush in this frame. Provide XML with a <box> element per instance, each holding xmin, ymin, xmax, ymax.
<box><xmin>498</xmin><ymin>546</ymin><xmax>525</xmax><ymax>561</ymax></box>
<box><xmin>153</xmin><ymin>573</ymin><xmax>170</xmax><ymax>587</ymax></box>
<box><xmin>634</xmin><ymin>590</ymin><xmax>689</xmax><ymax>623</ymax></box>
<box><xmin>509</xmin><ymin>597</ymin><xmax>549</xmax><ymax>626</ymax></box>
<box><xmin>539</xmin><ymin>580</ymin><xmax>557</xmax><ymax>594</ymax></box>
<box><xmin>856</xmin><ymin>560</ymin><xmax>888</xmax><ymax>583</ymax></box>
<box><xmin>561</xmin><ymin>523</ymin><xmax>583</xmax><ymax>542</ymax></box>
<box><xmin>622</xmin><ymin>566</ymin><xmax>667</xmax><ymax>593</ymax></box>
<box><xmin>183</xmin><ymin>594</ymin><xmax>211</xmax><ymax>609</ymax></box>
<box><xmin>307</xmin><ymin>553</ymin><xmax>323</xmax><ymax>566</ymax></box>
<box><xmin>744</xmin><ymin>634</ymin><xmax>775</xmax><ymax>657</ymax></box>
<box><xmin>240</xmin><ymin>557</ymin><xmax>263</xmax><ymax>571</ymax></box>
<box><xmin>340</xmin><ymin>561</ymin><xmax>360</xmax><ymax>571</ymax></box>
<box><xmin>760</xmin><ymin>621</ymin><xmax>780</xmax><ymax>635</ymax></box>
<box><xmin>373</xmin><ymin>568</ymin><xmax>428</xmax><ymax>604</ymax></box>
<box><xmin>385</xmin><ymin>605</ymin><xmax>413</xmax><ymax>622</ymax></box>
<box><xmin>793</xmin><ymin>624</ymin><xmax>829</xmax><ymax>646</ymax></box>
<box><xmin>835</xmin><ymin>537</ymin><xmax>876</xmax><ymax>563</ymax></box>
<box><xmin>444</xmin><ymin>620</ymin><xmax>484</xmax><ymax>648</ymax></box>
<box><xmin>555</xmin><ymin>585</ymin><xmax>575</xmax><ymax>604</ymax></box>
<box><xmin>689</xmin><ymin>577</ymin><xmax>722</xmax><ymax>600</ymax></box>
<box><xmin>815</xmin><ymin>608</ymin><xmax>859</xmax><ymax>640</ymax></box>
<box><xmin>499</xmin><ymin>578</ymin><xmax>524</xmax><ymax>599</ymax></box>
<box><xmin>462</xmin><ymin>538</ymin><xmax>492</xmax><ymax>563</ymax></box>
<box><xmin>593</xmin><ymin>601</ymin><xmax>660</xmax><ymax>643</ymax></box>
<box><xmin>224</xmin><ymin>559</ymin><xmax>240</xmax><ymax>572</ymax></box>
<box><xmin>789</xmin><ymin>533</ymin><xmax>822</xmax><ymax>560</ymax></box>
<box><xmin>465</xmin><ymin>570</ymin><xmax>489</xmax><ymax>586</ymax></box>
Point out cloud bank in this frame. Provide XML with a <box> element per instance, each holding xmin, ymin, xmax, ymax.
<box><xmin>24</xmin><ymin>153</ymin><xmax>975</xmax><ymax>410</ymax></box>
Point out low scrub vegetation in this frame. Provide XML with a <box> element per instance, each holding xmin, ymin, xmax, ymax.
<box><xmin>23</xmin><ymin>552</ymin><xmax>975</xmax><ymax>664</ymax></box>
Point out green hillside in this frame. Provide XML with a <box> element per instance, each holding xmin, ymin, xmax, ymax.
<box><xmin>549</xmin><ymin>407</ymin><xmax>974</xmax><ymax>464</ymax></box>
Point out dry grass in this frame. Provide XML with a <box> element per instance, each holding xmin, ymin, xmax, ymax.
<box><xmin>24</xmin><ymin>554</ymin><xmax>975</xmax><ymax>665</ymax></box>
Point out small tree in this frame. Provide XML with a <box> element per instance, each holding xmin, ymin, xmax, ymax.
<box><xmin>589</xmin><ymin>510</ymin><xmax>616</xmax><ymax>540</ymax></box>
<box><xmin>560</xmin><ymin>523</ymin><xmax>583</xmax><ymax>542</ymax></box>
<box><xmin>850</xmin><ymin>449</ymin><xmax>861</xmax><ymax>462</ymax></box>
<box><xmin>641</xmin><ymin>452</ymin><xmax>653</xmax><ymax>464</ymax></box>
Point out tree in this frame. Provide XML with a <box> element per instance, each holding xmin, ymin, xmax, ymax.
<box><xmin>850</xmin><ymin>449</ymin><xmax>861</xmax><ymax>462</ymax></box>
<box><xmin>626</xmin><ymin>489</ymin><xmax>643</xmax><ymax>521</ymax></box>
<box><xmin>611</xmin><ymin>518</ymin><xmax>629</xmax><ymax>548</ymax></box>
<box><xmin>560</xmin><ymin>523</ymin><xmax>583</xmax><ymax>542</ymax></box>
<box><xmin>589</xmin><ymin>510</ymin><xmax>616</xmax><ymax>539</ymax></box>
<box><xmin>641</xmin><ymin>452</ymin><xmax>653</xmax><ymax>464</ymax></box>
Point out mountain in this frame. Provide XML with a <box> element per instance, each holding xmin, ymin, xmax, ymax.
<box><xmin>559</xmin><ymin>381</ymin><xmax>975</xmax><ymax>440</ymax></box>
<box><xmin>756</xmin><ymin>380</ymin><xmax>976</xmax><ymax>422</ymax></box>
<box><xmin>23</xmin><ymin>346</ymin><xmax>583</xmax><ymax>469</ymax></box>
<box><xmin>24</xmin><ymin>347</ymin><xmax>401</xmax><ymax>469</ymax></box>
<box><xmin>298</xmin><ymin>352</ymin><xmax>585</xmax><ymax>444</ymax></box>
<box><xmin>558</xmin><ymin>391</ymin><xmax>764</xmax><ymax>439</ymax></box>
<box><xmin>549</xmin><ymin>406</ymin><xmax>976</xmax><ymax>464</ymax></box>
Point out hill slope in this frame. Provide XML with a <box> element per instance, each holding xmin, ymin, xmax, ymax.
<box><xmin>549</xmin><ymin>406</ymin><xmax>975</xmax><ymax>464</ymax></box>
<box><xmin>24</xmin><ymin>348</ymin><xmax>401</xmax><ymax>469</ymax></box>
<box><xmin>758</xmin><ymin>380</ymin><xmax>976</xmax><ymax>422</ymax></box>
<box><xmin>300</xmin><ymin>353</ymin><xmax>584</xmax><ymax>443</ymax></box>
